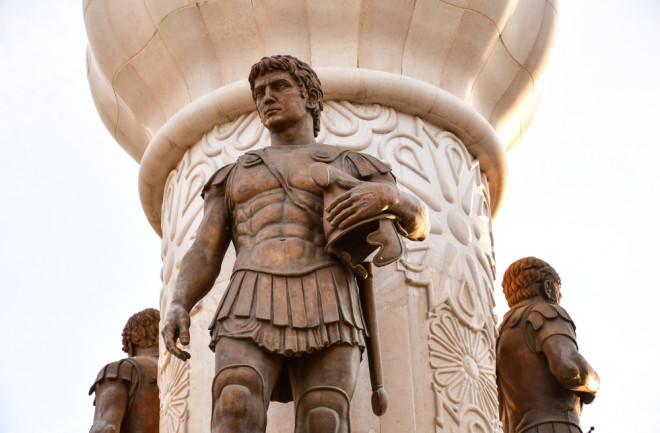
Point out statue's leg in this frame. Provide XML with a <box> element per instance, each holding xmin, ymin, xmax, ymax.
<box><xmin>212</xmin><ymin>337</ymin><xmax>283</xmax><ymax>433</ymax></box>
<box><xmin>289</xmin><ymin>344</ymin><xmax>361</xmax><ymax>433</ymax></box>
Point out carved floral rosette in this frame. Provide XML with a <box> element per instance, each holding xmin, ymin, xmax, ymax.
<box><xmin>159</xmin><ymin>101</ymin><xmax>500</xmax><ymax>433</ymax></box>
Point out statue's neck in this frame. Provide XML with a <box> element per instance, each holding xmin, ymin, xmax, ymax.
<box><xmin>132</xmin><ymin>345</ymin><xmax>159</xmax><ymax>358</ymax></box>
<box><xmin>268</xmin><ymin>118</ymin><xmax>315</xmax><ymax>148</ymax></box>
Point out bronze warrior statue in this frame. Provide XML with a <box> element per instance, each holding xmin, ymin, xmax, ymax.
<box><xmin>89</xmin><ymin>308</ymin><xmax>160</xmax><ymax>433</ymax></box>
<box><xmin>497</xmin><ymin>258</ymin><xmax>600</xmax><ymax>433</ymax></box>
<box><xmin>161</xmin><ymin>55</ymin><xmax>430</xmax><ymax>433</ymax></box>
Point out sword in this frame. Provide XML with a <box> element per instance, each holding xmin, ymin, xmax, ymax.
<box><xmin>357</xmin><ymin>262</ymin><xmax>388</xmax><ymax>416</ymax></box>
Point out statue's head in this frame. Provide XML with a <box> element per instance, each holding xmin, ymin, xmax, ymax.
<box><xmin>249</xmin><ymin>55</ymin><xmax>324</xmax><ymax>137</ymax></box>
<box><xmin>122</xmin><ymin>308</ymin><xmax>160</xmax><ymax>355</ymax></box>
<box><xmin>502</xmin><ymin>257</ymin><xmax>561</xmax><ymax>307</ymax></box>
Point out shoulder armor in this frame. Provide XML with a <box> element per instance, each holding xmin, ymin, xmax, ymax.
<box><xmin>238</xmin><ymin>151</ymin><xmax>264</xmax><ymax>167</ymax></box>
<box><xmin>202</xmin><ymin>163</ymin><xmax>236</xmax><ymax>199</ymax></box>
<box><xmin>500</xmin><ymin>303</ymin><xmax>531</xmax><ymax>330</ymax></box>
<box><xmin>554</xmin><ymin>304</ymin><xmax>573</xmax><ymax>323</ymax></box>
<box><xmin>88</xmin><ymin>358</ymin><xmax>135</xmax><ymax>395</ymax></box>
<box><xmin>525</xmin><ymin>303</ymin><xmax>577</xmax><ymax>352</ymax></box>
<box><xmin>528</xmin><ymin>303</ymin><xmax>575</xmax><ymax>330</ymax></box>
<box><xmin>528</xmin><ymin>303</ymin><xmax>558</xmax><ymax>330</ymax></box>
<box><xmin>310</xmin><ymin>145</ymin><xmax>346</xmax><ymax>163</ymax></box>
<box><xmin>345</xmin><ymin>152</ymin><xmax>393</xmax><ymax>179</ymax></box>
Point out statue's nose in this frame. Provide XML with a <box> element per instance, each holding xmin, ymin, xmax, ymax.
<box><xmin>264</xmin><ymin>86</ymin><xmax>276</xmax><ymax>102</ymax></box>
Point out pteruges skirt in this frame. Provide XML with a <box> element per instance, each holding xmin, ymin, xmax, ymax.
<box><xmin>209</xmin><ymin>264</ymin><xmax>366</xmax><ymax>357</ymax></box>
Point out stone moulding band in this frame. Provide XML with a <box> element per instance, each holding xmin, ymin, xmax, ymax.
<box><xmin>138</xmin><ymin>67</ymin><xmax>507</xmax><ymax>237</ymax></box>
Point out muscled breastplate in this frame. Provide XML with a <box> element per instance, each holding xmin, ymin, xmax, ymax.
<box><xmin>228</xmin><ymin>146</ymin><xmax>338</xmax><ymax>275</ymax></box>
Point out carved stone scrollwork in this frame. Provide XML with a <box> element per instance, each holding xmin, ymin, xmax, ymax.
<box><xmin>459</xmin><ymin>406</ymin><xmax>502</xmax><ymax>433</ymax></box>
<box><xmin>317</xmin><ymin>102</ymin><xmax>398</xmax><ymax>150</ymax></box>
<box><xmin>159</xmin><ymin>352</ymin><xmax>190</xmax><ymax>433</ymax></box>
<box><xmin>374</xmin><ymin>118</ymin><xmax>499</xmax><ymax>431</ymax></box>
<box><xmin>159</xmin><ymin>148</ymin><xmax>219</xmax><ymax>433</ymax></box>
<box><xmin>202</xmin><ymin>101</ymin><xmax>399</xmax><ymax>164</ymax></box>
<box><xmin>380</xmin><ymin>122</ymin><xmax>497</xmax><ymax>328</ymax></box>
<box><xmin>429</xmin><ymin>306</ymin><xmax>497</xmax><ymax>432</ymax></box>
<box><xmin>159</xmin><ymin>101</ymin><xmax>500</xmax><ymax>432</ymax></box>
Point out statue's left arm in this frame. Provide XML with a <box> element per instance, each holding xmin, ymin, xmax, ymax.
<box><xmin>543</xmin><ymin>335</ymin><xmax>600</xmax><ymax>404</ymax></box>
<box><xmin>324</xmin><ymin>154</ymin><xmax>429</xmax><ymax>241</ymax></box>
<box><xmin>531</xmin><ymin>305</ymin><xmax>600</xmax><ymax>404</ymax></box>
<box><xmin>89</xmin><ymin>360</ymin><xmax>135</xmax><ymax>433</ymax></box>
<box><xmin>89</xmin><ymin>375</ymin><xmax>128</xmax><ymax>433</ymax></box>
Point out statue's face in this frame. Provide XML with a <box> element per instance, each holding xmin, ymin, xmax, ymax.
<box><xmin>253</xmin><ymin>70</ymin><xmax>309</xmax><ymax>134</ymax></box>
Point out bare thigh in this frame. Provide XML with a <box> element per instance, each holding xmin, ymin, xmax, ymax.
<box><xmin>288</xmin><ymin>344</ymin><xmax>362</xmax><ymax>402</ymax></box>
<box><xmin>214</xmin><ymin>337</ymin><xmax>284</xmax><ymax>406</ymax></box>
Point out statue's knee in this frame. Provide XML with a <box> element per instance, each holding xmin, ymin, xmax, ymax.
<box><xmin>213</xmin><ymin>365</ymin><xmax>264</xmax><ymax>397</ymax></box>
<box><xmin>306</xmin><ymin>406</ymin><xmax>340</xmax><ymax>433</ymax></box>
<box><xmin>212</xmin><ymin>366</ymin><xmax>265</xmax><ymax>419</ymax></box>
<box><xmin>296</xmin><ymin>387</ymin><xmax>349</xmax><ymax>433</ymax></box>
<box><xmin>218</xmin><ymin>384</ymin><xmax>251</xmax><ymax>416</ymax></box>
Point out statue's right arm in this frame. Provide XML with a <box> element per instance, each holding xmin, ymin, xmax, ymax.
<box><xmin>89</xmin><ymin>380</ymin><xmax>128</xmax><ymax>433</ymax></box>
<box><xmin>162</xmin><ymin>189</ymin><xmax>232</xmax><ymax>361</ymax></box>
<box><xmin>542</xmin><ymin>335</ymin><xmax>600</xmax><ymax>404</ymax></box>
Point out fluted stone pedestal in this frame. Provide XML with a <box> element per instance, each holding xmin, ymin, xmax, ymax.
<box><xmin>84</xmin><ymin>2</ymin><xmax>558</xmax><ymax>432</ymax></box>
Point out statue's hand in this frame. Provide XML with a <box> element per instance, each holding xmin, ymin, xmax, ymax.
<box><xmin>161</xmin><ymin>303</ymin><xmax>192</xmax><ymax>361</ymax></box>
<box><xmin>326</xmin><ymin>180</ymin><xmax>397</xmax><ymax>230</ymax></box>
<box><xmin>578</xmin><ymin>390</ymin><xmax>596</xmax><ymax>405</ymax></box>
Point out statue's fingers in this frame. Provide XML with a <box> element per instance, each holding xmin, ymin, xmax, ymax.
<box><xmin>177</xmin><ymin>349</ymin><xmax>192</xmax><ymax>361</ymax></box>
<box><xmin>327</xmin><ymin>194</ymin><xmax>355</xmax><ymax>221</ymax></box>
<box><xmin>337</xmin><ymin>208</ymin><xmax>363</xmax><ymax>230</ymax></box>
<box><xmin>162</xmin><ymin>325</ymin><xmax>179</xmax><ymax>350</ymax></box>
<box><xmin>177</xmin><ymin>316</ymin><xmax>191</xmax><ymax>346</ymax></box>
<box><xmin>163</xmin><ymin>329</ymin><xmax>191</xmax><ymax>361</ymax></box>
<box><xmin>331</xmin><ymin>206</ymin><xmax>361</xmax><ymax>229</ymax></box>
<box><xmin>163</xmin><ymin>334</ymin><xmax>181</xmax><ymax>357</ymax></box>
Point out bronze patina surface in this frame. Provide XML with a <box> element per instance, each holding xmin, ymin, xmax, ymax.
<box><xmin>497</xmin><ymin>258</ymin><xmax>599</xmax><ymax>433</ymax></box>
<box><xmin>89</xmin><ymin>308</ymin><xmax>160</xmax><ymax>433</ymax></box>
<box><xmin>161</xmin><ymin>55</ymin><xmax>429</xmax><ymax>433</ymax></box>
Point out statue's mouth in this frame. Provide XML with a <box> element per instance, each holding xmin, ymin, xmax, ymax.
<box><xmin>264</xmin><ymin>107</ymin><xmax>280</xmax><ymax>117</ymax></box>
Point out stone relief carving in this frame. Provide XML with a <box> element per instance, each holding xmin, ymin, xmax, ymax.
<box><xmin>159</xmin><ymin>150</ymin><xmax>219</xmax><ymax>433</ymax></box>
<box><xmin>159</xmin><ymin>352</ymin><xmax>190</xmax><ymax>433</ymax></box>
<box><xmin>429</xmin><ymin>306</ymin><xmax>497</xmax><ymax>432</ymax></box>
<box><xmin>161</xmin><ymin>151</ymin><xmax>214</xmax><ymax>291</ymax></box>
<box><xmin>159</xmin><ymin>101</ymin><xmax>499</xmax><ymax>432</ymax></box>
<box><xmin>375</xmin><ymin>120</ymin><xmax>499</xmax><ymax>431</ymax></box>
<box><xmin>203</xmin><ymin>101</ymin><xmax>398</xmax><ymax>165</ymax></box>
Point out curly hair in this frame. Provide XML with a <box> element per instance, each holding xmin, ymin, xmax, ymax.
<box><xmin>122</xmin><ymin>308</ymin><xmax>160</xmax><ymax>354</ymax></box>
<box><xmin>502</xmin><ymin>257</ymin><xmax>561</xmax><ymax>307</ymax></box>
<box><xmin>248</xmin><ymin>55</ymin><xmax>324</xmax><ymax>137</ymax></box>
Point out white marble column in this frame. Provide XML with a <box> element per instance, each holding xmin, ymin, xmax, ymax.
<box><xmin>83</xmin><ymin>2</ymin><xmax>559</xmax><ymax>432</ymax></box>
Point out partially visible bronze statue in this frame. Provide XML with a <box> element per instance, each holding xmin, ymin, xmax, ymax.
<box><xmin>497</xmin><ymin>258</ymin><xmax>599</xmax><ymax>433</ymax></box>
<box><xmin>161</xmin><ymin>55</ymin><xmax>430</xmax><ymax>433</ymax></box>
<box><xmin>90</xmin><ymin>308</ymin><xmax>160</xmax><ymax>433</ymax></box>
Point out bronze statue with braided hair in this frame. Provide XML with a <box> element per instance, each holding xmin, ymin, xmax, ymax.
<box><xmin>497</xmin><ymin>258</ymin><xmax>599</xmax><ymax>433</ymax></box>
<box><xmin>89</xmin><ymin>308</ymin><xmax>160</xmax><ymax>433</ymax></box>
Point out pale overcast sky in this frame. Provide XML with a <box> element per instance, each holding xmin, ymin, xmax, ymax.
<box><xmin>1</xmin><ymin>1</ymin><xmax>658</xmax><ymax>432</ymax></box>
